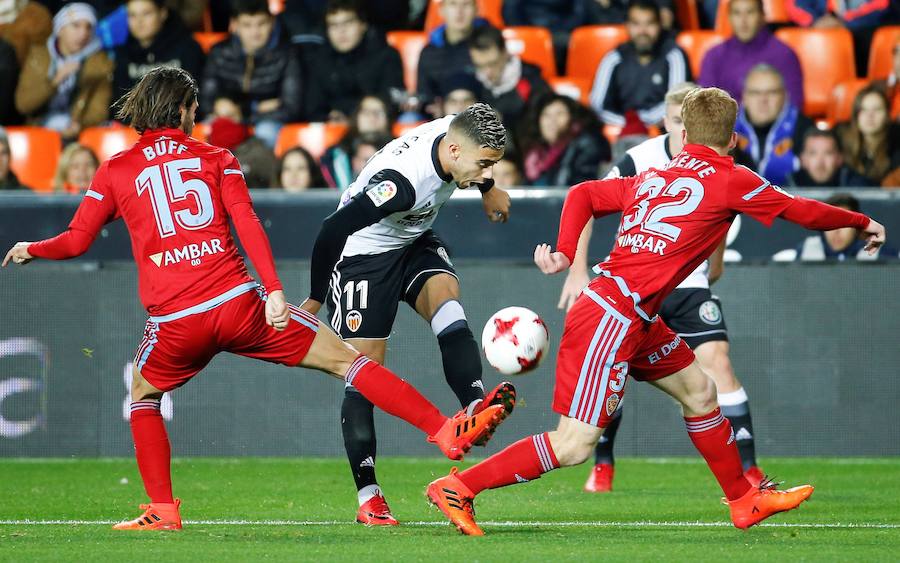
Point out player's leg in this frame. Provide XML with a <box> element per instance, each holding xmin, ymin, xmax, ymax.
<box><xmin>693</xmin><ymin>339</ymin><xmax>761</xmax><ymax>479</ymax></box>
<box><xmin>404</xmin><ymin>233</ymin><xmax>516</xmax><ymax>422</ymax></box>
<box><xmin>647</xmin><ymin>359</ymin><xmax>813</xmax><ymax>529</ymax></box>
<box><xmin>341</xmin><ymin>338</ymin><xmax>391</xmax><ymax>525</ymax></box>
<box><xmin>114</xmin><ymin>318</ymin><xmax>215</xmax><ymax>531</ymax></box>
<box><xmin>585</xmin><ymin>405</ymin><xmax>621</xmax><ymax>492</ymax></box>
<box><xmin>412</xmin><ymin>273</ymin><xmax>485</xmax><ymax>411</ymax></box>
<box><xmin>427</xmin><ymin>288</ymin><xmax>623</xmax><ymax>535</ymax></box>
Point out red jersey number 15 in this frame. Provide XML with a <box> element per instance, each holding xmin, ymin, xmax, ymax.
<box><xmin>136</xmin><ymin>157</ymin><xmax>215</xmax><ymax>239</ymax></box>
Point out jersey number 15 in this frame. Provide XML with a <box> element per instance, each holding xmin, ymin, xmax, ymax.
<box><xmin>136</xmin><ymin>158</ymin><xmax>214</xmax><ymax>238</ymax></box>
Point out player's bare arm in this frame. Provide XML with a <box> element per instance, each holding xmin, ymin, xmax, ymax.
<box><xmin>776</xmin><ymin>196</ymin><xmax>885</xmax><ymax>254</ymax></box>
<box><xmin>860</xmin><ymin>219</ymin><xmax>886</xmax><ymax>254</ymax></box>
<box><xmin>2</xmin><ymin>242</ymin><xmax>34</xmax><ymax>267</ymax></box>
<box><xmin>707</xmin><ymin>238</ymin><xmax>727</xmax><ymax>284</ymax></box>
<box><xmin>558</xmin><ymin>221</ymin><xmax>594</xmax><ymax>311</ymax></box>
<box><xmin>265</xmin><ymin>289</ymin><xmax>289</xmax><ymax>331</ymax></box>
<box><xmin>480</xmin><ymin>182</ymin><xmax>510</xmax><ymax>223</ymax></box>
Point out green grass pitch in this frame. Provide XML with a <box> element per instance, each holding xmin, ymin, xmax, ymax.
<box><xmin>1</xmin><ymin>457</ymin><xmax>898</xmax><ymax>561</ymax></box>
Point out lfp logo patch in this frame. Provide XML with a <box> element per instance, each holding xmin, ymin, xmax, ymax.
<box><xmin>366</xmin><ymin>180</ymin><xmax>397</xmax><ymax>207</ymax></box>
<box><xmin>346</xmin><ymin>310</ymin><xmax>363</xmax><ymax>333</ymax></box>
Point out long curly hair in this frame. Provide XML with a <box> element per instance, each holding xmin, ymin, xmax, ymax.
<box><xmin>517</xmin><ymin>93</ymin><xmax>602</xmax><ymax>154</ymax></box>
<box><xmin>839</xmin><ymin>84</ymin><xmax>892</xmax><ymax>181</ymax></box>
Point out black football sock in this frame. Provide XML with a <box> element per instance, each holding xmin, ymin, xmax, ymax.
<box><xmin>594</xmin><ymin>407</ymin><xmax>623</xmax><ymax>466</ymax></box>
<box><xmin>720</xmin><ymin>397</ymin><xmax>757</xmax><ymax>470</ymax></box>
<box><xmin>341</xmin><ymin>388</ymin><xmax>378</xmax><ymax>496</ymax></box>
<box><xmin>437</xmin><ymin>326</ymin><xmax>485</xmax><ymax>408</ymax></box>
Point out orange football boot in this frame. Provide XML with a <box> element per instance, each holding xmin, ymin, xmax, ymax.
<box><xmin>472</xmin><ymin>381</ymin><xmax>516</xmax><ymax>446</ymax></box>
<box><xmin>356</xmin><ymin>494</ymin><xmax>399</xmax><ymax>526</ymax></box>
<box><xmin>112</xmin><ymin>498</ymin><xmax>182</xmax><ymax>530</ymax></box>
<box><xmin>426</xmin><ymin>468</ymin><xmax>483</xmax><ymax>536</ymax></box>
<box><xmin>728</xmin><ymin>479</ymin><xmax>814</xmax><ymax>530</ymax></box>
<box><xmin>428</xmin><ymin>404</ymin><xmax>505</xmax><ymax>460</ymax></box>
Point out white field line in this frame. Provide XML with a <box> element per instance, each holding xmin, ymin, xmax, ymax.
<box><xmin>0</xmin><ymin>520</ymin><xmax>897</xmax><ymax>529</ymax></box>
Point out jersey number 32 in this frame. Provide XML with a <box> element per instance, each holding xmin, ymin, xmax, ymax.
<box><xmin>620</xmin><ymin>176</ymin><xmax>704</xmax><ymax>242</ymax></box>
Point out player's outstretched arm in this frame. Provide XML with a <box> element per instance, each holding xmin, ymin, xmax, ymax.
<box><xmin>779</xmin><ymin>197</ymin><xmax>885</xmax><ymax>255</ymax></box>
<box><xmin>534</xmin><ymin>243</ymin><xmax>571</xmax><ymax>275</ymax></box>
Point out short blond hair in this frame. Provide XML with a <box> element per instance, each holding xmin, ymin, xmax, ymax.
<box><xmin>681</xmin><ymin>87</ymin><xmax>737</xmax><ymax>148</ymax></box>
<box><xmin>665</xmin><ymin>82</ymin><xmax>698</xmax><ymax>106</ymax></box>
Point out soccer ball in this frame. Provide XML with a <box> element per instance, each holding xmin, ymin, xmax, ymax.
<box><xmin>481</xmin><ymin>306</ymin><xmax>550</xmax><ymax>375</ymax></box>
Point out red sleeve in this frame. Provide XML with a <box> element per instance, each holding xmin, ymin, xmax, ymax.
<box><xmin>779</xmin><ymin>197</ymin><xmax>870</xmax><ymax>231</ymax></box>
<box><xmin>726</xmin><ymin>166</ymin><xmax>795</xmax><ymax>227</ymax></box>
<box><xmin>28</xmin><ymin>161</ymin><xmax>118</xmax><ymax>260</ymax></box>
<box><xmin>220</xmin><ymin>152</ymin><xmax>282</xmax><ymax>293</ymax></box>
<box><xmin>556</xmin><ymin>178</ymin><xmax>629</xmax><ymax>263</ymax></box>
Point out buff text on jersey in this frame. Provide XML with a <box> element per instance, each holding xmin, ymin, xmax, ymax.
<box><xmin>142</xmin><ymin>138</ymin><xmax>189</xmax><ymax>161</ymax></box>
<box><xmin>148</xmin><ymin>238</ymin><xmax>225</xmax><ymax>267</ymax></box>
<box><xmin>664</xmin><ymin>154</ymin><xmax>717</xmax><ymax>178</ymax></box>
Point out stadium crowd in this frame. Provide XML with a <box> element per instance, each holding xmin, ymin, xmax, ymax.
<box><xmin>0</xmin><ymin>0</ymin><xmax>899</xmax><ymax>193</ymax></box>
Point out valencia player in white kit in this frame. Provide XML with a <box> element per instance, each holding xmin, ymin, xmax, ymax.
<box><xmin>426</xmin><ymin>87</ymin><xmax>886</xmax><ymax>535</ymax></box>
<box><xmin>303</xmin><ymin>103</ymin><xmax>517</xmax><ymax>526</ymax></box>
<box><xmin>2</xmin><ymin>69</ymin><xmax>510</xmax><ymax>530</ymax></box>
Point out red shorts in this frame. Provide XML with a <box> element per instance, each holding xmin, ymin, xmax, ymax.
<box><xmin>552</xmin><ymin>277</ymin><xmax>694</xmax><ymax>428</ymax></box>
<box><xmin>133</xmin><ymin>285</ymin><xmax>318</xmax><ymax>392</ymax></box>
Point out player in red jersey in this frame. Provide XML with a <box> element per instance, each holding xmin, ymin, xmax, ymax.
<box><xmin>427</xmin><ymin>87</ymin><xmax>887</xmax><ymax>535</ymax></box>
<box><xmin>1</xmin><ymin>68</ymin><xmax>509</xmax><ymax>531</ymax></box>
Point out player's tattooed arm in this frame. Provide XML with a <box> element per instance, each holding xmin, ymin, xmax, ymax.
<box><xmin>480</xmin><ymin>181</ymin><xmax>510</xmax><ymax>223</ymax></box>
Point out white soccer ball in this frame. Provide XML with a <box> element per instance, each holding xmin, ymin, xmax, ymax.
<box><xmin>481</xmin><ymin>306</ymin><xmax>550</xmax><ymax>375</ymax></box>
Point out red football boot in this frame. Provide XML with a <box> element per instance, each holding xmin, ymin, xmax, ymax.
<box><xmin>472</xmin><ymin>381</ymin><xmax>516</xmax><ymax>446</ymax></box>
<box><xmin>729</xmin><ymin>478</ymin><xmax>814</xmax><ymax>530</ymax></box>
<box><xmin>112</xmin><ymin>498</ymin><xmax>182</xmax><ymax>530</ymax></box>
<box><xmin>583</xmin><ymin>463</ymin><xmax>614</xmax><ymax>493</ymax></box>
<box><xmin>356</xmin><ymin>493</ymin><xmax>399</xmax><ymax>526</ymax></box>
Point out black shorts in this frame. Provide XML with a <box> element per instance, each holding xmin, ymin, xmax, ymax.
<box><xmin>658</xmin><ymin>288</ymin><xmax>728</xmax><ymax>349</ymax></box>
<box><xmin>326</xmin><ymin>231</ymin><xmax>457</xmax><ymax>339</ymax></box>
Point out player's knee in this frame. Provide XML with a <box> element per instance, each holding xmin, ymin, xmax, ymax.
<box><xmin>685</xmin><ymin>375</ymin><xmax>718</xmax><ymax>415</ymax></box>
<box><xmin>548</xmin><ymin>430</ymin><xmax>594</xmax><ymax>467</ymax></box>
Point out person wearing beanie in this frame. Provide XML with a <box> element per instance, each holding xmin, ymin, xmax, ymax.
<box><xmin>14</xmin><ymin>2</ymin><xmax>112</xmax><ymax>140</ymax></box>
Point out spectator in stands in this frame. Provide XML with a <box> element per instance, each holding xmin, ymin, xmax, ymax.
<box><xmin>0</xmin><ymin>0</ymin><xmax>51</xmax><ymax>64</ymax></box>
<box><xmin>778</xmin><ymin>193</ymin><xmax>899</xmax><ymax>261</ymax></box>
<box><xmin>733</xmin><ymin>64</ymin><xmax>812</xmax><ymax>186</ymax></box>
<box><xmin>585</xmin><ymin>0</ymin><xmax>675</xmax><ymax>27</ymax></box>
<box><xmin>519</xmin><ymin>92</ymin><xmax>611</xmax><ymax>186</ymax></box>
<box><xmin>0</xmin><ymin>128</ymin><xmax>28</xmax><ymax>190</ymax></box>
<box><xmin>53</xmin><ymin>142</ymin><xmax>97</xmax><ymax>193</ymax></box>
<box><xmin>699</xmin><ymin>0</ymin><xmax>804</xmax><ymax>107</ymax></box>
<box><xmin>788</xmin><ymin>128</ymin><xmax>874</xmax><ymax>188</ymax></box>
<box><xmin>589</xmin><ymin>0</ymin><xmax>690</xmax><ymax>135</ymax></box>
<box><xmin>202</xmin><ymin>0</ymin><xmax>302</xmax><ymax>149</ymax></box>
<box><xmin>883</xmin><ymin>39</ymin><xmax>900</xmax><ymax>120</ymax></box>
<box><xmin>467</xmin><ymin>25</ymin><xmax>551</xmax><ymax>128</ymax></box>
<box><xmin>206</xmin><ymin>95</ymin><xmax>277</xmax><ymax>188</ymax></box>
<box><xmin>0</xmin><ymin>38</ymin><xmax>19</xmax><ymax>124</ymax></box>
<box><xmin>787</xmin><ymin>0</ymin><xmax>895</xmax><ymax>77</ymax></box>
<box><xmin>112</xmin><ymin>0</ymin><xmax>203</xmax><ymax>100</ymax></box>
<box><xmin>278</xmin><ymin>146</ymin><xmax>326</xmax><ymax>192</ymax></box>
<box><xmin>440</xmin><ymin>72</ymin><xmax>479</xmax><ymax>116</ymax></box>
<box><xmin>417</xmin><ymin>0</ymin><xmax>491</xmax><ymax>116</ymax></box>
<box><xmin>15</xmin><ymin>4</ymin><xmax>112</xmax><ymax>141</ymax></box>
<box><xmin>320</xmin><ymin>94</ymin><xmax>393</xmax><ymax>190</ymax></box>
<box><xmin>493</xmin><ymin>154</ymin><xmax>524</xmax><ymax>189</ymax></box>
<box><xmin>303</xmin><ymin>0</ymin><xmax>404</xmax><ymax>123</ymax></box>
<box><xmin>836</xmin><ymin>84</ymin><xmax>900</xmax><ymax>185</ymax></box>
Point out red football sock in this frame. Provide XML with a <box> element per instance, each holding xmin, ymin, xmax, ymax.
<box><xmin>129</xmin><ymin>401</ymin><xmax>174</xmax><ymax>504</ymax></box>
<box><xmin>346</xmin><ymin>355</ymin><xmax>445</xmax><ymax>436</ymax></box>
<box><xmin>685</xmin><ymin>407</ymin><xmax>752</xmax><ymax>501</ymax></box>
<box><xmin>457</xmin><ymin>433</ymin><xmax>559</xmax><ymax>495</ymax></box>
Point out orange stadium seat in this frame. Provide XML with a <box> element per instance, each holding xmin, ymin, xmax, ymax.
<box><xmin>674</xmin><ymin>0</ymin><xmax>701</xmax><ymax>30</ymax></box>
<box><xmin>549</xmin><ymin>76</ymin><xmax>591</xmax><ymax>105</ymax></box>
<box><xmin>268</xmin><ymin>0</ymin><xmax>284</xmax><ymax>15</ymax></box>
<box><xmin>566</xmin><ymin>25</ymin><xmax>628</xmax><ymax>82</ymax></box>
<box><xmin>715</xmin><ymin>0</ymin><xmax>792</xmax><ymax>36</ymax></box>
<box><xmin>193</xmin><ymin>32</ymin><xmax>228</xmax><ymax>54</ymax></box>
<box><xmin>386</xmin><ymin>31</ymin><xmax>428</xmax><ymax>92</ymax></box>
<box><xmin>191</xmin><ymin>122</ymin><xmax>209</xmax><ymax>143</ymax></box>
<box><xmin>424</xmin><ymin>0</ymin><xmax>504</xmax><ymax>34</ymax></box>
<box><xmin>5</xmin><ymin>127</ymin><xmax>61</xmax><ymax>192</ymax></box>
<box><xmin>393</xmin><ymin>121</ymin><xmax>426</xmax><ymax>137</ymax></box>
<box><xmin>825</xmin><ymin>79</ymin><xmax>869</xmax><ymax>127</ymax></box>
<box><xmin>275</xmin><ymin>123</ymin><xmax>348</xmax><ymax>159</ymax></box>
<box><xmin>502</xmin><ymin>26</ymin><xmax>557</xmax><ymax>79</ymax></box>
<box><xmin>868</xmin><ymin>26</ymin><xmax>900</xmax><ymax>79</ymax></box>
<box><xmin>676</xmin><ymin>30</ymin><xmax>726</xmax><ymax>78</ymax></box>
<box><xmin>775</xmin><ymin>27</ymin><xmax>856</xmax><ymax>117</ymax></box>
<box><xmin>79</xmin><ymin>126</ymin><xmax>140</xmax><ymax>162</ymax></box>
